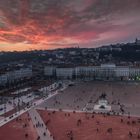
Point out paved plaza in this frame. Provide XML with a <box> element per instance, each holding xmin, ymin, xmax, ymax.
<box><xmin>40</xmin><ymin>81</ymin><xmax>140</xmax><ymax>116</ymax></box>
<box><xmin>1</xmin><ymin>81</ymin><xmax>140</xmax><ymax>140</ymax></box>
<box><xmin>38</xmin><ymin>110</ymin><xmax>140</xmax><ymax>140</ymax></box>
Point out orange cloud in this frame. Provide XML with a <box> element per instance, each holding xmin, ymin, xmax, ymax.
<box><xmin>0</xmin><ymin>0</ymin><xmax>140</xmax><ymax>51</ymax></box>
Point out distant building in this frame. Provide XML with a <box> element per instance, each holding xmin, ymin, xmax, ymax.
<box><xmin>0</xmin><ymin>67</ymin><xmax>32</xmax><ymax>86</ymax></box>
<box><xmin>135</xmin><ymin>38</ymin><xmax>140</xmax><ymax>45</ymax></box>
<box><xmin>44</xmin><ymin>64</ymin><xmax>140</xmax><ymax>81</ymax></box>
<box><xmin>56</xmin><ymin>67</ymin><xmax>75</xmax><ymax>79</ymax></box>
<box><xmin>44</xmin><ymin>66</ymin><xmax>56</xmax><ymax>77</ymax></box>
<box><xmin>0</xmin><ymin>75</ymin><xmax>7</xmax><ymax>86</ymax></box>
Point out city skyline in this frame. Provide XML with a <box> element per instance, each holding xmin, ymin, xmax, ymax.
<box><xmin>0</xmin><ymin>0</ymin><xmax>140</xmax><ymax>51</ymax></box>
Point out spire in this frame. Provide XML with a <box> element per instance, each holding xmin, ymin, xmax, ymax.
<box><xmin>135</xmin><ymin>38</ymin><xmax>140</xmax><ymax>45</ymax></box>
<box><xmin>135</xmin><ymin>38</ymin><xmax>138</xmax><ymax>44</ymax></box>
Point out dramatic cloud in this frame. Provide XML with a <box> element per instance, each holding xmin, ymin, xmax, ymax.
<box><xmin>0</xmin><ymin>0</ymin><xmax>140</xmax><ymax>51</ymax></box>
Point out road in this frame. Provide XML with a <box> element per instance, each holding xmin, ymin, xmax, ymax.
<box><xmin>0</xmin><ymin>82</ymin><xmax>68</xmax><ymax>127</ymax></box>
<box><xmin>0</xmin><ymin>93</ymin><xmax>34</xmax><ymax>115</ymax></box>
<box><xmin>0</xmin><ymin>82</ymin><xmax>64</xmax><ymax>116</ymax></box>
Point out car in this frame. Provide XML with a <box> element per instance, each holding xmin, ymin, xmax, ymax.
<box><xmin>0</xmin><ymin>108</ymin><xmax>3</xmax><ymax>111</ymax></box>
<box><xmin>9</xmin><ymin>115</ymin><xmax>13</xmax><ymax>119</ymax></box>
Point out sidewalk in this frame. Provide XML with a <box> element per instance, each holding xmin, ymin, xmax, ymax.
<box><xmin>29</xmin><ymin>108</ymin><xmax>53</xmax><ymax>140</ymax></box>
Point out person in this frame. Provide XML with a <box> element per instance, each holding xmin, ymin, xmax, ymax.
<box><xmin>107</xmin><ymin>128</ymin><xmax>112</xmax><ymax>133</ymax></box>
<box><xmin>129</xmin><ymin>131</ymin><xmax>132</xmax><ymax>137</ymax></box>
<box><xmin>37</xmin><ymin>136</ymin><xmax>40</xmax><ymax>140</ymax></box>
<box><xmin>77</xmin><ymin>119</ymin><xmax>82</xmax><ymax>126</ymax></box>
<box><xmin>96</xmin><ymin>128</ymin><xmax>99</xmax><ymax>132</ymax></box>
<box><xmin>43</xmin><ymin>132</ymin><xmax>46</xmax><ymax>136</ymax></box>
<box><xmin>25</xmin><ymin>133</ymin><xmax>28</xmax><ymax>138</ymax></box>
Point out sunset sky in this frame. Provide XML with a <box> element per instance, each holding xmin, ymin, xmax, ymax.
<box><xmin>0</xmin><ymin>0</ymin><xmax>140</xmax><ymax>51</ymax></box>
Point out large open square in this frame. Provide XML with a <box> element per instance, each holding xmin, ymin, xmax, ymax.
<box><xmin>39</xmin><ymin>81</ymin><xmax>140</xmax><ymax>116</ymax></box>
<box><xmin>38</xmin><ymin>110</ymin><xmax>140</xmax><ymax>140</ymax></box>
<box><xmin>1</xmin><ymin>81</ymin><xmax>140</xmax><ymax>140</ymax></box>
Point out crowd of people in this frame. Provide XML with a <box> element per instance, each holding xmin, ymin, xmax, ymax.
<box><xmin>38</xmin><ymin>109</ymin><xmax>140</xmax><ymax>140</ymax></box>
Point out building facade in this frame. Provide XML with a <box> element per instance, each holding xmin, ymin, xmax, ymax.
<box><xmin>0</xmin><ymin>67</ymin><xmax>32</xmax><ymax>86</ymax></box>
<box><xmin>44</xmin><ymin>64</ymin><xmax>140</xmax><ymax>81</ymax></box>
<box><xmin>56</xmin><ymin>67</ymin><xmax>74</xmax><ymax>79</ymax></box>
